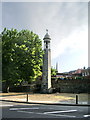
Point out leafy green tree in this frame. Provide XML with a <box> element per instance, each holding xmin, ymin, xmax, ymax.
<box><xmin>2</xmin><ymin>28</ymin><xmax>43</xmax><ymax>92</ymax></box>
<box><xmin>51</xmin><ymin>67</ymin><xmax>57</xmax><ymax>76</ymax></box>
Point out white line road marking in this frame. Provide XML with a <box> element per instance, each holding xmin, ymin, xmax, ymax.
<box><xmin>18</xmin><ymin>110</ymin><xmax>34</xmax><ymax>114</ymax></box>
<box><xmin>17</xmin><ymin>110</ymin><xmax>76</xmax><ymax>118</ymax></box>
<box><xmin>84</xmin><ymin>115</ymin><xmax>90</xmax><ymax>117</ymax></box>
<box><xmin>43</xmin><ymin>113</ymin><xmax>76</xmax><ymax>118</ymax></box>
<box><xmin>0</xmin><ymin>104</ymin><xmax>14</xmax><ymax>107</ymax></box>
<box><xmin>10</xmin><ymin>107</ymin><xmax>39</xmax><ymax>110</ymax></box>
<box><xmin>44</xmin><ymin>110</ymin><xmax>77</xmax><ymax>114</ymax></box>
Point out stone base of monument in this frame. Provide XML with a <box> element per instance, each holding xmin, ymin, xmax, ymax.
<box><xmin>41</xmin><ymin>88</ymin><xmax>53</xmax><ymax>94</ymax></box>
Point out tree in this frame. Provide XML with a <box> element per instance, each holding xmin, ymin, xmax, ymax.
<box><xmin>51</xmin><ymin>67</ymin><xmax>57</xmax><ymax>76</ymax></box>
<box><xmin>2</xmin><ymin>28</ymin><xmax>43</xmax><ymax>92</ymax></box>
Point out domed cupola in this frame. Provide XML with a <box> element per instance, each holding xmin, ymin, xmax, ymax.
<box><xmin>43</xmin><ymin>29</ymin><xmax>51</xmax><ymax>49</ymax></box>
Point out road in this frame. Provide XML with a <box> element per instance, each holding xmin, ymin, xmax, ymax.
<box><xmin>0</xmin><ymin>101</ymin><xmax>90</xmax><ymax>119</ymax></box>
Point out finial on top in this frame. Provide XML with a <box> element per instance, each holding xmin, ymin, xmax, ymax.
<box><xmin>46</xmin><ymin>29</ymin><xmax>48</xmax><ymax>33</ymax></box>
<box><xmin>43</xmin><ymin>29</ymin><xmax>51</xmax><ymax>40</ymax></box>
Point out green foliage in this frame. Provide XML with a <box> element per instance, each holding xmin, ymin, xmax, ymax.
<box><xmin>2</xmin><ymin>28</ymin><xmax>43</xmax><ymax>87</ymax></box>
<box><xmin>51</xmin><ymin>67</ymin><xmax>57</xmax><ymax>76</ymax></box>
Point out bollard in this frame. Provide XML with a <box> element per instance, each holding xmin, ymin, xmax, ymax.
<box><xmin>76</xmin><ymin>95</ymin><xmax>78</xmax><ymax>104</ymax></box>
<box><xmin>26</xmin><ymin>93</ymin><xmax>28</xmax><ymax>102</ymax></box>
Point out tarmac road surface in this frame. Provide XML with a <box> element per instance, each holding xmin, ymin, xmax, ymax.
<box><xmin>1</xmin><ymin>101</ymin><xmax>90</xmax><ymax>119</ymax></box>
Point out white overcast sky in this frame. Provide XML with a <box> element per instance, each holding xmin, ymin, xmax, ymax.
<box><xmin>1</xmin><ymin>0</ymin><xmax>89</xmax><ymax>72</ymax></box>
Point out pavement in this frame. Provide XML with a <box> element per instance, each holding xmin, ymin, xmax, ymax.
<box><xmin>0</xmin><ymin>92</ymin><xmax>90</xmax><ymax>106</ymax></box>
